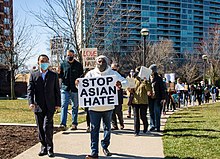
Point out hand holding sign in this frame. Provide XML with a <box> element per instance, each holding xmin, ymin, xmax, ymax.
<box><xmin>116</xmin><ymin>81</ymin><xmax>122</xmax><ymax>89</ymax></box>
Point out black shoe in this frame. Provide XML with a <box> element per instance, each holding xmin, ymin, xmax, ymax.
<box><xmin>38</xmin><ymin>150</ymin><xmax>47</xmax><ymax>156</ymax></box>
<box><xmin>103</xmin><ymin>148</ymin><xmax>112</xmax><ymax>156</ymax></box>
<box><xmin>149</xmin><ymin>127</ymin><xmax>155</xmax><ymax>131</ymax></box>
<box><xmin>143</xmin><ymin>130</ymin><xmax>148</xmax><ymax>133</ymax></box>
<box><xmin>134</xmin><ymin>133</ymin><xmax>139</xmax><ymax>137</ymax></box>
<box><xmin>48</xmin><ymin>151</ymin><xmax>55</xmax><ymax>157</ymax></box>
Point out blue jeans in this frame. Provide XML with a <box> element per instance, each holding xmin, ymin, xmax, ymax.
<box><xmin>89</xmin><ymin>110</ymin><xmax>113</xmax><ymax>156</ymax></box>
<box><xmin>60</xmin><ymin>90</ymin><xmax>79</xmax><ymax>126</ymax></box>
<box><xmin>149</xmin><ymin>99</ymin><xmax>162</xmax><ymax>131</ymax></box>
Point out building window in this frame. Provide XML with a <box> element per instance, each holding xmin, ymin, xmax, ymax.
<box><xmin>4</xmin><ymin>29</ymin><xmax>10</xmax><ymax>36</ymax></box>
<box><xmin>4</xmin><ymin>41</ymin><xmax>10</xmax><ymax>47</ymax></box>
<box><xmin>4</xmin><ymin>7</ymin><xmax>10</xmax><ymax>14</ymax></box>
<box><xmin>4</xmin><ymin>18</ymin><xmax>10</xmax><ymax>24</ymax></box>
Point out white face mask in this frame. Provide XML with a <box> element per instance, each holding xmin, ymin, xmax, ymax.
<box><xmin>130</xmin><ymin>72</ymin><xmax>134</xmax><ymax>77</ymax></box>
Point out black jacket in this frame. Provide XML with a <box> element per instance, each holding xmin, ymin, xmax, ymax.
<box><xmin>27</xmin><ymin>70</ymin><xmax>61</xmax><ymax>113</ymax></box>
<box><xmin>59</xmin><ymin>60</ymin><xmax>84</xmax><ymax>92</ymax></box>
<box><xmin>151</xmin><ymin>73</ymin><xmax>166</xmax><ymax>100</ymax></box>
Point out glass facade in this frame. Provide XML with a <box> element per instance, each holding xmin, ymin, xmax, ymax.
<box><xmin>83</xmin><ymin>0</ymin><xmax>220</xmax><ymax>57</ymax></box>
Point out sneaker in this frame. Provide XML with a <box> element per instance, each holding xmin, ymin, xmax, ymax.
<box><xmin>103</xmin><ymin>148</ymin><xmax>112</xmax><ymax>156</ymax></box>
<box><xmin>86</xmin><ymin>127</ymin><xmax>90</xmax><ymax>133</ymax></box>
<box><xmin>71</xmin><ymin>125</ymin><xmax>77</xmax><ymax>130</ymax></box>
<box><xmin>59</xmin><ymin>124</ymin><xmax>66</xmax><ymax>131</ymax></box>
<box><xmin>85</xmin><ymin>155</ymin><xmax>99</xmax><ymax>159</ymax></box>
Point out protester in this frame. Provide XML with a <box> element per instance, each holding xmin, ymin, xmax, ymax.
<box><xmin>204</xmin><ymin>86</ymin><xmax>210</xmax><ymax>103</ymax></box>
<box><xmin>183</xmin><ymin>82</ymin><xmax>189</xmax><ymax>107</ymax></box>
<box><xmin>128</xmin><ymin>67</ymin><xmax>152</xmax><ymax>136</ymax></box>
<box><xmin>171</xmin><ymin>92</ymin><xmax>178</xmax><ymax>110</ymax></box>
<box><xmin>126</xmin><ymin>69</ymin><xmax>135</xmax><ymax>118</ymax></box>
<box><xmin>76</xmin><ymin>55</ymin><xmax>128</xmax><ymax>159</ymax></box>
<box><xmin>196</xmin><ymin>83</ymin><xmax>203</xmax><ymax>105</ymax></box>
<box><xmin>59</xmin><ymin>50</ymin><xmax>84</xmax><ymax>130</ymax></box>
<box><xmin>162</xmin><ymin>78</ymin><xmax>168</xmax><ymax>114</ymax></box>
<box><xmin>148</xmin><ymin>64</ymin><xmax>166</xmax><ymax>132</ymax></box>
<box><xmin>190</xmin><ymin>85</ymin><xmax>197</xmax><ymax>106</ymax></box>
<box><xmin>175</xmin><ymin>78</ymin><xmax>184</xmax><ymax>108</ymax></box>
<box><xmin>211</xmin><ymin>85</ymin><xmax>217</xmax><ymax>103</ymax></box>
<box><xmin>111</xmin><ymin>63</ymin><xmax>125</xmax><ymax>130</ymax></box>
<box><xmin>27</xmin><ymin>54</ymin><xmax>61</xmax><ymax>157</ymax></box>
<box><xmin>216</xmin><ymin>87</ymin><xmax>219</xmax><ymax>100</ymax></box>
<box><xmin>83</xmin><ymin>68</ymin><xmax>93</xmax><ymax>132</ymax></box>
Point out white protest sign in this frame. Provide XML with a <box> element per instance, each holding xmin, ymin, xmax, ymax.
<box><xmin>176</xmin><ymin>83</ymin><xmax>185</xmax><ymax>91</ymax></box>
<box><xmin>138</xmin><ymin>66</ymin><xmax>152</xmax><ymax>80</ymax></box>
<box><xmin>127</xmin><ymin>78</ymin><xmax>136</xmax><ymax>88</ymax></box>
<box><xmin>170</xmin><ymin>73</ymin><xmax>175</xmax><ymax>82</ymax></box>
<box><xmin>82</xmin><ymin>48</ymin><xmax>97</xmax><ymax>69</ymax></box>
<box><xmin>165</xmin><ymin>73</ymin><xmax>175</xmax><ymax>83</ymax></box>
<box><xmin>165</xmin><ymin>74</ymin><xmax>171</xmax><ymax>83</ymax></box>
<box><xmin>78</xmin><ymin>75</ymin><xmax>118</xmax><ymax>107</ymax></box>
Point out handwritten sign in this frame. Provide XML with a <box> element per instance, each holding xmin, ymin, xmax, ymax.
<box><xmin>82</xmin><ymin>48</ymin><xmax>97</xmax><ymax>69</ymax></box>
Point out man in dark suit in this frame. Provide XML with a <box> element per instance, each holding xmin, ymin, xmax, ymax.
<box><xmin>28</xmin><ymin>54</ymin><xmax>61</xmax><ymax>157</ymax></box>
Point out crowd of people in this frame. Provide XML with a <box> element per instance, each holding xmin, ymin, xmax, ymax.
<box><xmin>161</xmin><ymin>78</ymin><xmax>219</xmax><ymax>115</ymax></box>
<box><xmin>27</xmin><ymin>51</ymin><xmax>219</xmax><ymax>159</ymax></box>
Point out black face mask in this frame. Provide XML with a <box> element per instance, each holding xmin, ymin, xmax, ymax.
<box><xmin>97</xmin><ymin>60</ymin><xmax>107</xmax><ymax>72</ymax></box>
<box><xmin>66</xmin><ymin>56</ymin><xmax>74</xmax><ymax>62</ymax></box>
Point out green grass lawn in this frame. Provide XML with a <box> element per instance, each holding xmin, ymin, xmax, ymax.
<box><xmin>0</xmin><ymin>100</ymin><xmax>86</xmax><ymax>126</ymax></box>
<box><xmin>0</xmin><ymin>99</ymin><xmax>128</xmax><ymax>126</ymax></box>
<box><xmin>163</xmin><ymin>103</ymin><xmax>220</xmax><ymax>159</ymax></box>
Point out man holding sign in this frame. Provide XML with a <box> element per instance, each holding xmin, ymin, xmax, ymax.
<box><xmin>76</xmin><ymin>55</ymin><xmax>128</xmax><ymax>159</ymax></box>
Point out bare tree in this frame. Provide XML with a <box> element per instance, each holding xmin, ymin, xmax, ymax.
<box><xmin>31</xmin><ymin>0</ymin><xmax>131</xmax><ymax>63</ymax></box>
<box><xmin>126</xmin><ymin>39</ymin><xmax>175</xmax><ymax>73</ymax></box>
<box><xmin>175</xmin><ymin>52</ymin><xmax>202</xmax><ymax>84</ymax></box>
<box><xmin>0</xmin><ymin>16</ymin><xmax>38</xmax><ymax>99</ymax></box>
<box><xmin>197</xmin><ymin>25</ymin><xmax>220</xmax><ymax>84</ymax></box>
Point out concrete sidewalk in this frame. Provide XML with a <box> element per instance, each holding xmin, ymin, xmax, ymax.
<box><xmin>14</xmin><ymin>111</ymin><xmax>174</xmax><ymax>159</ymax></box>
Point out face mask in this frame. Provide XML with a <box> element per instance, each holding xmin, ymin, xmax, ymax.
<box><xmin>66</xmin><ymin>56</ymin><xmax>74</xmax><ymax>61</ymax></box>
<box><xmin>40</xmin><ymin>63</ymin><xmax>49</xmax><ymax>71</ymax></box>
<box><xmin>130</xmin><ymin>72</ymin><xmax>134</xmax><ymax>77</ymax></box>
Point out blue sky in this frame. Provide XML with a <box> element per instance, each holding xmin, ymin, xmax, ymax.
<box><xmin>14</xmin><ymin>0</ymin><xmax>51</xmax><ymax>68</ymax></box>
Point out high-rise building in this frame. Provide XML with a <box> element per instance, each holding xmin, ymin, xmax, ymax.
<box><xmin>79</xmin><ymin>0</ymin><xmax>220</xmax><ymax>58</ymax></box>
<box><xmin>0</xmin><ymin>0</ymin><xmax>13</xmax><ymax>66</ymax></box>
<box><xmin>0</xmin><ymin>0</ymin><xmax>13</xmax><ymax>96</ymax></box>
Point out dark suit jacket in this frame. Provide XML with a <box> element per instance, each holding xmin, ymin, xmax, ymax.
<box><xmin>27</xmin><ymin>70</ymin><xmax>61</xmax><ymax>113</ymax></box>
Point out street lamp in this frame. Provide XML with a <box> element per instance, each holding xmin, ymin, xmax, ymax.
<box><xmin>140</xmin><ymin>28</ymin><xmax>149</xmax><ymax>66</ymax></box>
<box><xmin>202</xmin><ymin>54</ymin><xmax>208</xmax><ymax>86</ymax></box>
